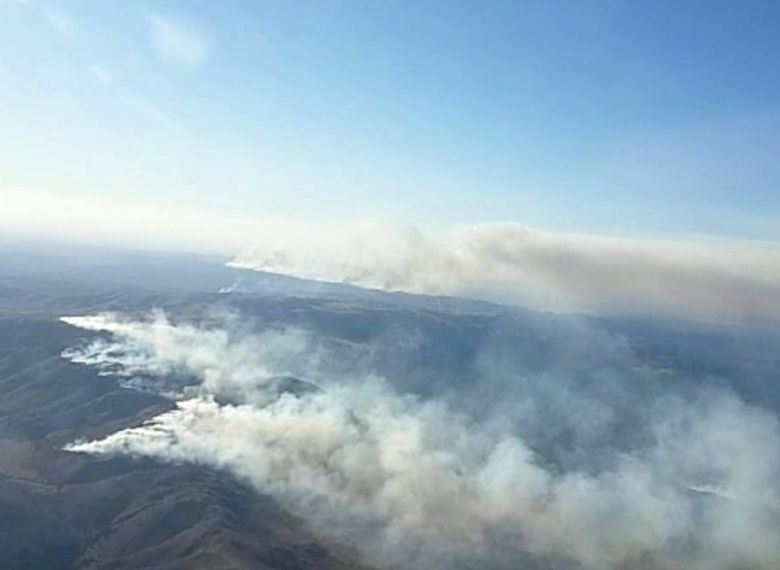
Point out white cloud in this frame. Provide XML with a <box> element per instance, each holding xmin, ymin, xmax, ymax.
<box><xmin>89</xmin><ymin>64</ymin><xmax>113</xmax><ymax>85</ymax></box>
<box><xmin>125</xmin><ymin>95</ymin><xmax>180</xmax><ymax>130</ymax></box>
<box><xmin>45</xmin><ymin>8</ymin><xmax>75</xmax><ymax>38</ymax></box>
<box><xmin>84</xmin><ymin>64</ymin><xmax>179</xmax><ymax>130</ymax></box>
<box><xmin>147</xmin><ymin>13</ymin><xmax>211</xmax><ymax>68</ymax></box>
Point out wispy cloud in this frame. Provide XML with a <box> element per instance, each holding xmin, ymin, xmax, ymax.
<box><xmin>45</xmin><ymin>7</ymin><xmax>75</xmax><ymax>38</ymax></box>
<box><xmin>147</xmin><ymin>12</ymin><xmax>211</xmax><ymax>68</ymax></box>
<box><xmin>127</xmin><ymin>95</ymin><xmax>179</xmax><ymax>130</ymax></box>
<box><xmin>89</xmin><ymin>63</ymin><xmax>113</xmax><ymax>85</ymax></box>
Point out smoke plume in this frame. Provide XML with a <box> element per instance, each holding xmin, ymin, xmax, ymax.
<box><xmin>230</xmin><ymin>222</ymin><xmax>780</xmax><ymax>321</ymax></box>
<box><xmin>61</xmin><ymin>312</ymin><xmax>780</xmax><ymax>570</ymax></box>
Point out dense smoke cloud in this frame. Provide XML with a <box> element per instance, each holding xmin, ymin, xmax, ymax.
<box><xmin>230</xmin><ymin>222</ymin><xmax>780</xmax><ymax>321</ymax></box>
<box><xmin>61</xmin><ymin>312</ymin><xmax>780</xmax><ymax>570</ymax></box>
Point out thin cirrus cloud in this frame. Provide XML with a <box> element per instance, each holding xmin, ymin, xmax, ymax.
<box><xmin>45</xmin><ymin>9</ymin><xmax>75</xmax><ymax>37</ymax></box>
<box><xmin>146</xmin><ymin>12</ymin><xmax>211</xmax><ymax>68</ymax></box>
<box><xmin>89</xmin><ymin>64</ymin><xmax>113</xmax><ymax>85</ymax></box>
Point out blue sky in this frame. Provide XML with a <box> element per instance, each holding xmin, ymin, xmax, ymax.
<box><xmin>2</xmin><ymin>0</ymin><xmax>780</xmax><ymax>247</ymax></box>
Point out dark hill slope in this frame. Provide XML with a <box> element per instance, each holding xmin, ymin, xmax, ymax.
<box><xmin>0</xmin><ymin>316</ymin><xmax>368</xmax><ymax>570</ymax></box>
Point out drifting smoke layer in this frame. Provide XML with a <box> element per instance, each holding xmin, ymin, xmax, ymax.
<box><xmin>62</xmin><ymin>313</ymin><xmax>780</xmax><ymax>570</ymax></box>
<box><xmin>229</xmin><ymin>222</ymin><xmax>780</xmax><ymax>320</ymax></box>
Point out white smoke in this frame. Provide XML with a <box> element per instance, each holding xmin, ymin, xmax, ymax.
<box><xmin>61</xmin><ymin>312</ymin><xmax>315</xmax><ymax>403</ymax></box>
<box><xmin>61</xmin><ymin>312</ymin><xmax>780</xmax><ymax>570</ymax></box>
<box><xmin>229</xmin><ymin>222</ymin><xmax>780</xmax><ymax>321</ymax></box>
